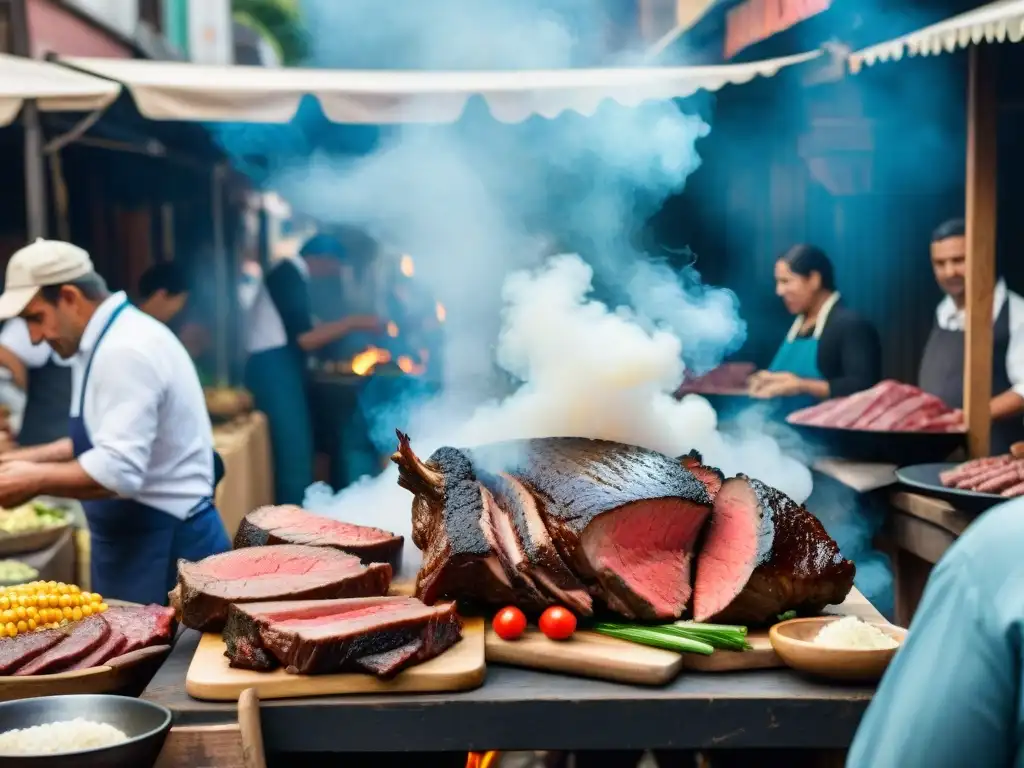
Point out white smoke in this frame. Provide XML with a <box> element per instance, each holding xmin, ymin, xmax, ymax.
<box><xmin>283</xmin><ymin>0</ymin><xmax>814</xmax><ymax>576</ymax></box>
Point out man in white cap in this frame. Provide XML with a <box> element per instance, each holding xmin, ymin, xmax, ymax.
<box><xmin>0</xmin><ymin>239</ymin><xmax>230</xmax><ymax>604</ymax></box>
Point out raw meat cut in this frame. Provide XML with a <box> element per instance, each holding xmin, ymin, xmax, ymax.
<box><xmin>676</xmin><ymin>363</ymin><xmax>755</xmax><ymax>395</ymax></box>
<box><xmin>235</xmin><ymin>505</ymin><xmax>404</xmax><ymax>568</ymax></box>
<box><xmin>14</xmin><ymin>616</ymin><xmax>110</xmax><ymax>676</ymax></box>
<box><xmin>222</xmin><ymin>595</ymin><xmax>462</xmax><ymax>678</ymax></box>
<box><xmin>941</xmin><ymin>454</ymin><xmax>1024</xmax><ymax>497</ymax></box>
<box><xmin>173</xmin><ymin>544</ymin><xmax>392</xmax><ymax>632</ymax></box>
<box><xmin>678</xmin><ymin>450</ymin><xmax>725</xmax><ymax>500</ymax></box>
<box><xmin>477</xmin><ymin>470</ymin><xmax>593</xmax><ymax>615</ymax></box>
<box><xmin>789</xmin><ymin>381</ymin><xmax>962</xmax><ymax>432</ymax></box>
<box><xmin>0</xmin><ymin>629</ymin><xmax>64</xmax><ymax>674</ymax></box>
<box><xmin>395</xmin><ymin>432</ymin><xmax>712</xmax><ymax>620</ymax></box>
<box><xmin>692</xmin><ymin>475</ymin><xmax>855</xmax><ymax>625</ymax></box>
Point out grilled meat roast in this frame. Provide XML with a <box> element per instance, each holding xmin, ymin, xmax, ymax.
<box><xmin>394</xmin><ymin>432</ymin><xmax>851</xmax><ymax>624</ymax></box>
<box><xmin>395</xmin><ymin>433</ymin><xmax>713</xmax><ymax>620</ymax></box>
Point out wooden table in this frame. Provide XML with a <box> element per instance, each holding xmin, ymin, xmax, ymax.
<box><xmin>886</xmin><ymin>491</ymin><xmax>974</xmax><ymax>626</ymax></box>
<box><xmin>213</xmin><ymin>411</ymin><xmax>274</xmax><ymax>538</ymax></box>
<box><xmin>145</xmin><ymin>604</ymin><xmax>884</xmax><ymax>767</ymax></box>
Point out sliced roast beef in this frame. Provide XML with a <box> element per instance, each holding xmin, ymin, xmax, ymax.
<box><xmin>14</xmin><ymin>616</ymin><xmax>110</xmax><ymax>676</ymax></box>
<box><xmin>392</xmin><ymin>434</ymin><xmax>519</xmax><ymax>607</ymax></box>
<box><xmin>678</xmin><ymin>450</ymin><xmax>725</xmax><ymax>500</ymax></box>
<box><xmin>0</xmin><ymin>629</ymin><xmax>65</xmax><ymax>674</ymax></box>
<box><xmin>235</xmin><ymin>505</ymin><xmax>404</xmax><ymax>568</ymax></box>
<box><xmin>96</xmin><ymin>604</ymin><xmax>176</xmax><ymax>655</ymax></box>
<box><xmin>478</xmin><ymin>471</ymin><xmax>593</xmax><ymax>615</ymax></box>
<box><xmin>469</xmin><ymin>437</ymin><xmax>712</xmax><ymax>620</ymax></box>
<box><xmin>223</xmin><ymin>595</ymin><xmax>461</xmax><ymax>678</ymax></box>
<box><xmin>692</xmin><ymin>476</ymin><xmax>855</xmax><ymax>625</ymax></box>
<box><xmin>67</xmin><ymin>629</ymin><xmax>128</xmax><ymax>671</ymax></box>
<box><xmin>174</xmin><ymin>544</ymin><xmax>392</xmax><ymax>632</ymax></box>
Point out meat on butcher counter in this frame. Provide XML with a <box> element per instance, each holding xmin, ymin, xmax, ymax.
<box><xmin>0</xmin><ymin>604</ymin><xmax>175</xmax><ymax>676</ymax></box>
<box><xmin>393</xmin><ymin>432</ymin><xmax>855</xmax><ymax>626</ymax></box>
<box><xmin>788</xmin><ymin>380</ymin><xmax>962</xmax><ymax>432</ymax></box>
<box><xmin>941</xmin><ymin>455</ymin><xmax>1024</xmax><ymax>497</ymax></box>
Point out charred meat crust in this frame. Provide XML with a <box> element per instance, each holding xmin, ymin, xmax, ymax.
<box><xmin>709</xmin><ymin>475</ymin><xmax>855</xmax><ymax>625</ymax></box>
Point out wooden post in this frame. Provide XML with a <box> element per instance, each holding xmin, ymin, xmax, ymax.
<box><xmin>964</xmin><ymin>44</ymin><xmax>998</xmax><ymax>458</ymax></box>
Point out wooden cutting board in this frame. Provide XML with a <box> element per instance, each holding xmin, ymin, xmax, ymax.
<box><xmin>186</xmin><ymin>617</ymin><xmax>485</xmax><ymax>702</ymax></box>
<box><xmin>485</xmin><ymin>589</ymin><xmax>887</xmax><ymax>683</ymax></box>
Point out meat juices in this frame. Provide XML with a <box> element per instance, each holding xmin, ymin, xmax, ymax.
<box><xmin>235</xmin><ymin>505</ymin><xmax>404</xmax><ymax>568</ymax></box>
<box><xmin>173</xmin><ymin>544</ymin><xmax>393</xmax><ymax>632</ymax></box>
<box><xmin>691</xmin><ymin>476</ymin><xmax>855</xmax><ymax>625</ymax></box>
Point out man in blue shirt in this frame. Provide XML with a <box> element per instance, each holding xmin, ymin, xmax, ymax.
<box><xmin>848</xmin><ymin>496</ymin><xmax>1024</xmax><ymax>767</ymax></box>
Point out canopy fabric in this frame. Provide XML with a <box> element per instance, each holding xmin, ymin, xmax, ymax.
<box><xmin>0</xmin><ymin>53</ymin><xmax>121</xmax><ymax>127</ymax></box>
<box><xmin>60</xmin><ymin>51</ymin><xmax>820</xmax><ymax>125</ymax></box>
<box><xmin>848</xmin><ymin>0</ymin><xmax>1024</xmax><ymax>73</ymax></box>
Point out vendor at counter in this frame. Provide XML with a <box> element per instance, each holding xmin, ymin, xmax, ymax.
<box><xmin>0</xmin><ymin>240</ymin><xmax>230</xmax><ymax>604</ymax></box>
<box><xmin>749</xmin><ymin>244</ymin><xmax>882</xmax><ymax>411</ymax></box>
<box><xmin>920</xmin><ymin>218</ymin><xmax>1024</xmax><ymax>453</ymax></box>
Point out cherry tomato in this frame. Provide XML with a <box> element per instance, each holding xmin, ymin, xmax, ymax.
<box><xmin>538</xmin><ymin>605</ymin><xmax>576</xmax><ymax>641</ymax></box>
<box><xmin>492</xmin><ymin>606</ymin><xmax>527</xmax><ymax>641</ymax></box>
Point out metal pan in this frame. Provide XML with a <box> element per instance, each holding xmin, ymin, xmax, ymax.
<box><xmin>895</xmin><ymin>462</ymin><xmax>1008</xmax><ymax>514</ymax></box>
<box><xmin>787</xmin><ymin>423</ymin><xmax>965</xmax><ymax>466</ymax></box>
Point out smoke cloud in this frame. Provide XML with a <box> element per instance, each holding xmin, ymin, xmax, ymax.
<box><xmin>256</xmin><ymin>0</ymin><xmax>818</xmax><ymax>575</ymax></box>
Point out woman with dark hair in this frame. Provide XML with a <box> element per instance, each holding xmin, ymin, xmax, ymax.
<box><xmin>749</xmin><ymin>244</ymin><xmax>882</xmax><ymax>410</ymax></box>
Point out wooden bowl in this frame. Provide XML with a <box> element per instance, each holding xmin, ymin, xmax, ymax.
<box><xmin>768</xmin><ymin>617</ymin><xmax>907</xmax><ymax>683</ymax></box>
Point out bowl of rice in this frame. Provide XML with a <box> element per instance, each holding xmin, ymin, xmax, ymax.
<box><xmin>0</xmin><ymin>694</ymin><xmax>172</xmax><ymax>767</ymax></box>
<box><xmin>769</xmin><ymin>616</ymin><xmax>908</xmax><ymax>683</ymax></box>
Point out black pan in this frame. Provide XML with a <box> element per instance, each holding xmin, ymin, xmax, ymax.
<box><xmin>895</xmin><ymin>462</ymin><xmax>1008</xmax><ymax>514</ymax></box>
<box><xmin>787</xmin><ymin>423</ymin><xmax>965</xmax><ymax>466</ymax></box>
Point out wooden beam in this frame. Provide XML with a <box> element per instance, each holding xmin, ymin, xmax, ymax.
<box><xmin>964</xmin><ymin>44</ymin><xmax>998</xmax><ymax>458</ymax></box>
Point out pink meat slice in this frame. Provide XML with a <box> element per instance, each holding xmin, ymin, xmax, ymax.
<box><xmin>864</xmin><ymin>393</ymin><xmax>947</xmax><ymax>431</ymax></box>
<box><xmin>851</xmin><ymin>383</ymin><xmax>919</xmax><ymax>429</ymax></box>
<box><xmin>833</xmin><ymin>381</ymin><xmax>906</xmax><ymax>428</ymax></box>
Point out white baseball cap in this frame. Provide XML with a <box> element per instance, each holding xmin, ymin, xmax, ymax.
<box><xmin>0</xmin><ymin>239</ymin><xmax>94</xmax><ymax>319</ymax></box>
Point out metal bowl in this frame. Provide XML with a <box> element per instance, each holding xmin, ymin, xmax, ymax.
<box><xmin>0</xmin><ymin>695</ymin><xmax>172</xmax><ymax>768</ymax></box>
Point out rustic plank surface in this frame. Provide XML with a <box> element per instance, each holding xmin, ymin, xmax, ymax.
<box><xmin>888</xmin><ymin>491</ymin><xmax>973</xmax><ymax>537</ymax></box>
<box><xmin>145</xmin><ymin>627</ymin><xmax>877</xmax><ymax>752</ymax></box>
<box><xmin>486</xmin><ymin>589</ymin><xmax>885</xmax><ymax>680</ymax></box>
<box><xmin>186</xmin><ymin>618</ymin><xmax>485</xmax><ymax>701</ymax></box>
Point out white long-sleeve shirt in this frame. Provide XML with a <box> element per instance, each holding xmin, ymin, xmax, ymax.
<box><xmin>935</xmin><ymin>279</ymin><xmax>1024</xmax><ymax>400</ymax></box>
<box><xmin>72</xmin><ymin>292</ymin><xmax>214</xmax><ymax>519</ymax></box>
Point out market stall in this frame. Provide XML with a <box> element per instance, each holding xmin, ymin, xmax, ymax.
<box><xmin>212</xmin><ymin>411</ymin><xmax>274</xmax><ymax>538</ymax></box>
<box><xmin>840</xmin><ymin>0</ymin><xmax>1024</xmax><ymax>624</ymax></box>
<box><xmin>0</xmin><ymin>42</ymin><xmax>912</xmax><ymax>768</ymax></box>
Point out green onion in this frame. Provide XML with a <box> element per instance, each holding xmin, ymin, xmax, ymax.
<box><xmin>592</xmin><ymin>624</ymin><xmax>715</xmax><ymax>655</ymax></box>
<box><xmin>776</xmin><ymin>610</ymin><xmax>797</xmax><ymax>622</ymax></box>
<box><xmin>593</xmin><ymin>621</ymin><xmax>751</xmax><ymax>654</ymax></box>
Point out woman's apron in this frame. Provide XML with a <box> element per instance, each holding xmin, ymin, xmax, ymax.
<box><xmin>918</xmin><ymin>299</ymin><xmax>1024</xmax><ymax>454</ymax></box>
<box><xmin>770</xmin><ymin>294</ymin><xmax>893</xmax><ymax>617</ymax></box>
<box><xmin>70</xmin><ymin>300</ymin><xmax>230</xmax><ymax>605</ymax></box>
<box><xmin>766</xmin><ymin>293</ymin><xmax>840</xmax><ymax>416</ymax></box>
<box><xmin>19</xmin><ymin>359</ymin><xmax>71</xmax><ymax>446</ymax></box>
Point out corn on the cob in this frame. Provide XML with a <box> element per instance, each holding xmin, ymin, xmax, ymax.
<box><xmin>0</xmin><ymin>581</ymin><xmax>107</xmax><ymax>638</ymax></box>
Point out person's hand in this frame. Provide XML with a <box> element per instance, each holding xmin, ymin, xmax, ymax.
<box><xmin>747</xmin><ymin>370</ymin><xmax>772</xmax><ymax>394</ymax></box>
<box><xmin>749</xmin><ymin>372</ymin><xmax>805</xmax><ymax>399</ymax></box>
<box><xmin>344</xmin><ymin>315</ymin><xmax>385</xmax><ymax>334</ymax></box>
<box><xmin>0</xmin><ymin>461</ymin><xmax>42</xmax><ymax>508</ymax></box>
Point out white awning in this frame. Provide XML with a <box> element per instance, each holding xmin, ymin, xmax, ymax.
<box><xmin>849</xmin><ymin>0</ymin><xmax>1024</xmax><ymax>73</ymax></box>
<box><xmin>0</xmin><ymin>53</ymin><xmax>121</xmax><ymax>127</ymax></box>
<box><xmin>60</xmin><ymin>51</ymin><xmax>820</xmax><ymax>125</ymax></box>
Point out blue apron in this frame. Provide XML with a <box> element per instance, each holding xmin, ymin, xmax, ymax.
<box><xmin>767</xmin><ymin>328</ymin><xmax>823</xmax><ymax>415</ymax></box>
<box><xmin>70</xmin><ymin>300</ymin><xmax>230</xmax><ymax>605</ymax></box>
